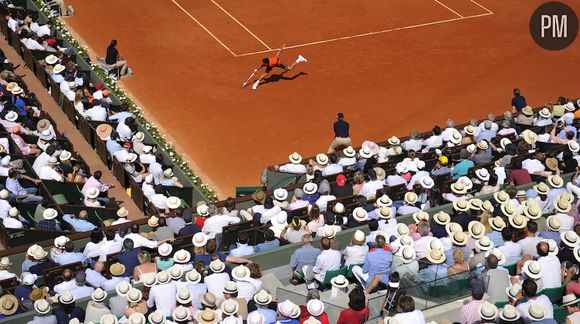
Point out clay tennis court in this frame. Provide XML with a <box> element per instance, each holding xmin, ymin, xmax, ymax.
<box><xmin>64</xmin><ymin>0</ymin><xmax>580</xmax><ymax>197</ymax></box>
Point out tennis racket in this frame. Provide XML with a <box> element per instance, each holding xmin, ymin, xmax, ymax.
<box><xmin>241</xmin><ymin>69</ymin><xmax>259</xmax><ymax>89</ymax></box>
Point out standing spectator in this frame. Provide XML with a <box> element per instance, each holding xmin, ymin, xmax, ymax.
<box><xmin>105</xmin><ymin>40</ymin><xmax>131</xmax><ymax>77</ymax></box>
<box><xmin>460</xmin><ymin>279</ymin><xmax>486</xmax><ymax>324</ymax></box>
<box><xmin>54</xmin><ymin>291</ymin><xmax>85</xmax><ymax>324</ymax></box>
<box><xmin>328</xmin><ymin>113</ymin><xmax>351</xmax><ymax>153</ymax></box>
<box><xmin>147</xmin><ymin>271</ymin><xmax>177</xmax><ymax>316</ymax></box>
<box><xmin>511</xmin><ymin>88</ymin><xmax>527</xmax><ymax>113</ymax></box>
<box><xmin>336</xmin><ymin>287</ymin><xmax>369</xmax><ymax>324</ymax></box>
<box><xmin>29</xmin><ymin>299</ymin><xmax>57</xmax><ymax>324</ymax></box>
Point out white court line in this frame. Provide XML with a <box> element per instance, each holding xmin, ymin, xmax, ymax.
<box><xmin>235</xmin><ymin>12</ymin><xmax>493</xmax><ymax>57</ymax></box>
<box><xmin>171</xmin><ymin>0</ymin><xmax>238</xmax><ymax>57</ymax></box>
<box><xmin>209</xmin><ymin>0</ymin><xmax>272</xmax><ymax>50</ymax></box>
<box><xmin>433</xmin><ymin>0</ymin><xmax>463</xmax><ymax>18</ymax></box>
<box><xmin>470</xmin><ymin>0</ymin><xmax>494</xmax><ymax>14</ymax></box>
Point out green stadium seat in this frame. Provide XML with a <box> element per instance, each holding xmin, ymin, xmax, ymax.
<box><xmin>346</xmin><ymin>264</ymin><xmax>363</xmax><ymax>278</ymax></box>
<box><xmin>52</xmin><ymin>194</ymin><xmax>70</xmax><ymax>205</ymax></box>
<box><xmin>540</xmin><ymin>283</ymin><xmax>567</xmax><ymax>304</ymax></box>
<box><xmin>494</xmin><ymin>301</ymin><xmax>509</xmax><ymax>309</ymax></box>
<box><xmin>322</xmin><ymin>267</ymin><xmax>348</xmax><ymax>285</ymax></box>
<box><xmin>504</xmin><ymin>263</ymin><xmax>517</xmax><ymax>276</ymax></box>
<box><xmin>553</xmin><ymin>305</ymin><xmax>568</xmax><ymax>324</ymax></box>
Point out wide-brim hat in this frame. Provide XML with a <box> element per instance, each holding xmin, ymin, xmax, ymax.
<box><xmin>273</xmin><ymin>188</ymin><xmax>288</xmax><ymax>201</ymax></box>
<box><xmin>522</xmin><ymin>106</ymin><xmax>533</xmax><ymax>116</ymax></box>
<box><xmin>387</xmin><ymin>136</ymin><xmax>400</xmax><ymax>146</ymax></box>
<box><xmin>485</xmin><ymin>248</ymin><xmax>506</xmax><ymax>265</ymax></box>
<box><xmin>58</xmin><ymin>291</ymin><xmax>75</xmax><ymax>305</ymax></box>
<box><xmin>147</xmin><ymin>216</ymin><xmax>159</xmax><ymax>228</ymax></box>
<box><xmin>412</xmin><ymin>211</ymin><xmax>429</xmax><ymax>224</ymax></box>
<box><xmin>451</xmin><ymin>231</ymin><xmax>468</xmax><ymax>246</ymax></box>
<box><xmin>316</xmin><ymin>153</ymin><xmax>329</xmax><ymax>166</ymax></box>
<box><xmin>359</xmin><ymin>147</ymin><xmax>373</xmax><ymax>158</ymax></box>
<box><xmin>53</xmin><ymin>64</ymin><xmax>65</xmax><ymax>74</ymax></box>
<box><xmin>539</xmin><ymin>108</ymin><xmax>552</xmax><ymax>118</ymax></box>
<box><xmin>331</xmin><ymin>274</ymin><xmax>349</xmax><ymax>288</ymax></box>
<box><xmin>110</xmin><ymin>263</ymin><xmax>126</xmax><ymax>277</ymax></box>
<box><xmin>450</xmin><ymin>131</ymin><xmax>462</xmax><ymax>145</ymax></box>
<box><xmin>458</xmin><ymin>177</ymin><xmax>473</xmax><ymax>190</ymax></box>
<box><xmin>500</xmin><ymin>202</ymin><xmax>517</xmax><ymax>218</ymax></box>
<box><xmin>489</xmin><ymin>216</ymin><xmax>506</xmax><ymax>232</ymax></box>
<box><xmin>426</xmin><ymin>249</ymin><xmax>446</xmax><ymax>264</ymax></box>
<box><xmin>352</xmin><ymin>230</ymin><xmax>365</xmax><ymax>245</ymax></box>
<box><xmin>499</xmin><ymin>305</ymin><xmax>521</xmax><ymax>321</ymax></box>
<box><xmin>221</xmin><ymin>299</ymin><xmax>240</xmax><ymax>316</ymax></box>
<box><xmin>469</xmin><ymin>198</ymin><xmax>483</xmax><ymax>211</ymax></box>
<box><xmin>33</xmin><ymin>299</ymin><xmax>51</xmax><ymax>315</ymax></box>
<box><xmin>546</xmin><ymin>216</ymin><xmax>561</xmax><ymax>232</ymax></box>
<box><xmin>493</xmin><ymin>191</ymin><xmax>509</xmax><ymax>204</ymax></box>
<box><xmin>464</xmin><ymin>125</ymin><xmax>476</xmax><ymax>136</ymax></box>
<box><xmin>505</xmin><ymin>283</ymin><xmax>522</xmax><ymax>301</ymax></box>
<box><xmin>477</xmin><ymin>140</ymin><xmax>489</xmax><ymax>150</ymax></box>
<box><xmin>377</xmin><ymin>206</ymin><xmax>392</xmax><ymax>219</ymax></box>
<box><xmin>87</xmin><ymin>187</ymin><xmax>100</xmax><ymax>199</ymax></box>
<box><xmin>10</xmin><ymin>86</ymin><xmax>23</xmax><ymax>95</ymax></box>
<box><xmin>404</xmin><ymin>192</ymin><xmax>418</xmax><ymax>204</ymax></box>
<box><xmin>352</xmin><ymin>207</ymin><xmax>368</xmax><ymax>222</ymax></box>
<box><xmin>128</xmin><ymin>313</ymin><xmax>146</xmax><ymax>324</ymax></box>
<box><xmin>278</xmin><ymin>300</ymin><xmax>296</xmax><ymax>318</ymax></box>
<box><xmin>523</xmin><ymin>129</ymin><xmax>537</xmax><ymax>144</ymax></box>
<box><xmin>377</xmin><ymin>194</ymin><xmax>393</xmax><ymax>207</ymax></box>
<box><xmin>53</xmin><ymin>235</ymin><xmax>69</xmax><ymax>248</ymax></box>
<box><xmin>307</xmin><ymin>299</ymin><xmax>325</xmax><ymax>317</ymax></box>
<box><xmin>253</xmin><ymin>290</ymin><xmax>273</xmax><ymax>306</ymax></box>
<box><xmin>509</xmin><ymin>214</ymin><xmax>527</xmax><ymax>229</ymax></box>
<box><xmin>0</xmin><ymin>294</ymin><xmax>18</xmax><ymax>315</ymax></box>
<box><xmin>199</xmin><ymin>292</ymin><xmax>217</xmax><ymax>308</ymax></box>
<box><xmin>134</xmin><ymin>132</ymin><xmax>145</xmax><ymax>142</ymax></box>
<box><xmin>303</xmin><ymin>182</ymin><xmax>318</xmax><ymax>195</ymax></box>
<box><xmin>232</xmin><ymin>265</ymin><xmax>250</xmax><ymax>281</ymax></box>
<box><xmin>526</xmin><ymin>304</ymin><xmax>546</xmax><ymax>321</ymax></box>
<box><xmin>196</xmin><ymin>308</ymin><xmax>219</xmax><ymax>324</ymax></box>
<box><xmin>397</xmin><ymin>245</ymin><xmax>417</xmax><ymax>264</ymax></box>
<box><xmin>468</xmin><ymin>221</ymin><xmax>485</xmax><ymax>239</ymax></box>
<box><xmin>36</xmin><ymin>119</ymin><xmax>51</xmax><ymax>132</ymax></box>
<box><xmin>562</xmin><ymin>293</ymin><xmax>580</xmax><ymax>307</ymax></box>
<box><xmin>156</xmin><ymin>270</ymin><xmax>171</xmax><ymax>284</ymax></box>
<box><xmin>210</xmin><ymin>259</ymin><xmax>225</xmax><ymax>273</ymax></box>
<box><xmin>192</xmin><ymin>232</ymin><xmax>208</xmax><ymax>247</ymax></box>
<box><xmin>176</xmin><ymin>288</ymin><xmax>192</xmax><ymax>304</ymax></box>
<box><xmin>115</xmin><ymin>281</ymin><xmax>131</xmax><ymax>296</ymax></box>
<box><xmin>126</xmin><ymin>288</ymin><xmax>143</xmax><ymax>303</ymax></box>
<box><xmin>475</xmin><ymin>168</ymin><xmax>490</xmax><ymax>181</ymax></box>
<box><xmin>4</xmin><ymin>111</ymin><xmax>17</xmax><ymax>122</ymax></box>
<box><xmin>169</xmin><ymin>265</ymin><xmax>184</xmax><ymax>280</ymax></box>
<box><xmin>476</xmin><ymin>236</ymin><xmax>494</xmax><ymax>251</ymax></box>
<box><xmin>271</xmin><ymin>211</ymin><xmax>288</xmax><ymax>229</ymax></box>
<box><xmin>453</xmin><ymin>199</ymin><xmax>470</xmax><ymax>212</ymax></box>
<box><xmin>420</xmin><ymin>176</ymin><xmax>435</xmax><ymax>189</ymax></box>
<box><xmin>147</xmin><ymin>311</ymin><xmax>165</xmax><ymax>324</ymax></box>
<box><xmin>117</xmin><ymin>207</ymin><xmax>129</xmax><ymax>218</ymax></box>
<box><xmin>524</xmin><ymin>200</ymin><xmax>542</xmax><ymax>220</ymax></box>
<box><xmin>343</xmin><ymin>146</ymin><xmax>356</xmax><ymax>157</ymax></box>
<box><xmin>478</xmin><ymin>302</ymin><xmax>499</xmax><ymax>321</ymax></box>
<box><xmin>166</xmin><ymin>196</ymin><xmax>181</xmax><ymax>209</ymax></box>
<box><xmin>569</xmin><ymin>141</ymin><xmax>580</xmax><ymax>153</ymax></box>
<box><xmin>433</xmin><ymin>211</ymin><xmax>450</xmax><ymax>225</ymax></box>
<box><xmin>561</xmin><ymin>230</ymin><xmax>580</xmax><ymax>248</ymax></box>
<box><xmin>186</xmin><ymin>269</ymin><xmax>201</xmax><ymax>284</ymax></box>
<box><xmin>322</xmin><ymin>225</ymin><xmax>336</xmax><ymax>239</ymax></box>
<box><xmin>45</xmin><ymin>54</ymin><xmax>58</xmax><ymax>65</ymax></box>
<box><xmin>333</xmin><ymin>202</ymin><xmax>346</xmax><ymax>214</ymax></box>
<box><xmin>91</xmin><ymin>288</ymin><xmax>107</xmax><ymax>302</ymax></box>
<box><xmin>500</xmin><ymin>138</ymin><xmax>512</xmax><ymax>150</ymax></box>
<box><xmin>541</xmin><ymin>238</ymin><xmax>559</xmax><ymax>256</ymax></box>
<box><xmin>395</xmin><ymin>224</ymin><xmax>410</xmax><ymax>237</ymax></box>
<box><xmin>450</xmin><ymin>182</ymin><xmax>467</xmax><ymax>195</ymax></box>
<box><xmin>173</xmin><ymin>249</ymin><xmax>191</xmax><ymax>264</ymax></box>
<box><xmin>158</xmin><ymin>242</ymin><xmax>173</xmax><ymax>256</ymax></box>
<box><xmin>42</xmin><ymin>208</ymin><xmax>58</xmax><ymax>220</ymax></box>
<box><xmin>522</xmin><ymin>260</ymin><xmax>543</xmax><ymax>280</ymax></box>
<box><xmin>95</xmin><ymin>124</ymin><xmax>113</xmax><ymax>140</ymax></box>
<box><xmin>374</xmin><ymin>167</ymin><xmax>386</xmax><ymax>181</ymax></box>
<box><xmin>548</xmin><ymin>175</ymin><xmax>564</xmax><ymax>188</ymax></box>
<box><xmin>289</xmin><ymin>152</ymin><xmax>302</xmax><ymax>164</ymax></box>
<box><xmin>251</xmin><ymin>190</ymin><xmax>266</xmax><ymax>204</ymax></box>
<box><xmin>555</xmin><ymin>198</ymin><xmax>572</xmax><ymax>213</ymax></box>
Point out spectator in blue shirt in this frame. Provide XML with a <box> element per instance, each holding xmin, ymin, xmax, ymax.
<box><xmin>54</xmin><ymin>241</ymin><xmax>88</xmax><ymax>266</ymax></box>
<box><xmin>255</xmin><ymin>229</ymin><xmax>280</xmax><ymax>253</ymax></box>
<box><xmin>6</xmin><ymin>170</ymin><xmax>43</xmax><ymax>203</ymax></box>
<box><xmin>511</xmin><ymin>88</ymin><xmax>527</xmax><ymax>113</ymax></box>
<box><xmin>352</xmin><ymin>234</ymin><xmax>393</xmax><ymax>290</ymax></box>
<box><xmin>54</xmin><ymin>292</ymin><xmax>85</xmax><ymax>324</ymax></box>
<box><xmin>289</xmin><ymin>234</ymin><xmax>321</xmax><ymax>285</ymax></box>
<box><xmin>452</xmin><ymin>149</ymin><xmax>474</xmax><ymax>179</ymax></box>
<box><xmin>229</xmin><ymin>232</ymin><xmax>255</xmax><ymax>257</ymax></box>
<box><xmin>328</xmin><ymin>112</ymin><xmax>352</xmax><ymax>154</ymax></box>
<box><xmin>106</xmin><ymin>131</ymin><xmax>122</xmax><ymax>157</ymax></box>
<box><xmin>62</xmin><ymin>210</ymin><xmax>96</xmax><ymax>232</ymax></box>
<box><xmin>117</xmin><ymin>238</ymin><xmax>141</xmax><ymax>277</ymax></box>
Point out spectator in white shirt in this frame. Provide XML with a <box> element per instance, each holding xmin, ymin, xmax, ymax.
<box><xmin>359</xmin><ymin>168</ymin><xmax>385</xmax><ymax>200</ymax></box>
<box><xmin>229</xmin><ymin>232</ymin><xmax>255</xmax><ymax>257</ymax></box>
<box><xmin>147</xmin><ymin>270</ymin><xmax>177</xmax><ymax>316</ymax></box>
<box><xmin>0</xmin><ymin>257</ymin><xmax>16</xmax><ymax>281</ymax></box>
<box><xmin>413</xmin><ymin>223</ymin><xmax>433</xmax><ymax>259</ymax></box>
<box><xmin>39</xmin><ymin>157</ymin><xmax>64</xmax><ymax>181</ymax></box>
<box><xmin>516</xmin><ymin>279</ymin><xmax>554</xmax><ymax>321</ymax></box>
<box><xmin>276</xmin><ymin>152</ymin><xmax>307</xmax><ymax>174</ymax></box>
<box><xmin>84</xmin><ymin>102</ymin><xmax>108</xmax><ymax>121</ymax></box>
<box><xmin>54</xmin><ymin>269</ymin><xmax>76</xmax><ymax>294</ymax></box>
<box><xmin>498</xmin><ymin>228</ymin><xmax>522</xmax><ymax>265</ymax></box>
<box><xmin>402</xmin><ymin>130</ymin><xmax>424</xmax><ymax>152</ymax></box>
<box><xmin>315</xmin><ymin>180</ymin><xmax>336</xmax><ymax>212</ymax></box>
<box><xmin>441</xmin><ymin>119</ymin><xmax>457</xmax><ymax>142</ymax></box>
<box><xmin>205</xmin><ymin>260</ymin><xmax>230</xmax><ymax>300</ymax></box>
<box><xmin>3</xmin><ymin>209</ymin><xmax>24</xmax><ymax>229</ymax></box>
<box><xmin>536</xmin><ymin>241</ymin><xmax>561</xmax><ymax>289</ymax></box>
<box><xmin>85</xmin><ymin>262</ymin><xmax>107</xmax><ymax>288</ymax></box>
<box><xmin>32</xmin><ymin>145</ymin><xmax>56</xmax><ymax>176</ymax></box>
<box><xmin>312</xmin><ymin>237</ymin><xmax>341</xmax><ymax>284</ymax></box>
<box><xmin>422</xmin><ymin>125</ymin><xmax>443</xmax><ymax>152</ymax></box>
<box><xmin>150</xmin><ymin>185</ymin><xmax>168</xmax><ymax>210</ymax></box>
<box><xmin>202</xmin><ymin>205</ymin><xmax>240</xmax><ymax>238</ymax></box>
<box><xmin>321</xmin><ymin>154</ymin><xmax>343</xmax><ymax>176</ymax></box>
<box><xmin>338</xmin><ymin>146</ymin><xmax>357</xmax><ymax>167</ymax></box>
<box><xmin>287</xmin><ymin>189</ymin><xmax>309</xmax><ymax>210</ymax></box>
<box><xmin>115</xmin><ymin>117</ymin><xmax>134</xmax><ymax>141</ymax></box>
<box><xmin>385</xmin><ymin>164</ymin><xmax>408</xmax><ymax>188</ymax></box>
<box><xmin>553</xmin><ymin>198</ymin><xmax>574</xmax><ymax>232</ymax></box>
<box><xmin>518</xmin><ymin>221</ymin><xmax>542</xmax><ymax>257</ymax></box>
<box><xmin>0</xmin><ymin>190</ymin><xmax>11</xmax><ymax>220</ymax></box>
<box><xmin>125</xmin><ymin>223</ymin><xmax>158</xmax><ymax>249</ymax></box>
<box><xmin>36</xmin><ymin>22</ymin><xmax>52</xmax><ymax>37</ymax></box>
<box><xmin>343</xmin><ymin>230</ymin><xmax>369</xmax><ymax>266</ymax></box>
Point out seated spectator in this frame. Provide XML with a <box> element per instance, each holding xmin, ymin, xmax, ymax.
<box><xmin>516</xmin><ymin>279</ymin><xmax>554</xmax><ymax>321</ymax></box>
<box><xmin>177</xmin><ymin>211</ymin><xmax>201</xmax><ymax>237</ymax></box>
<box><xmin>85</xmin><ymin>261</ymin><xmax>107</xmax><ymax>288</ymax></box>
<box><xmin>352</xmin><ymin>234</ymin><xmax>392</xmax><ymax>289</ymax></box>
<box><xmin>54</xmin><ymin>291</ymin><xmax>85</xmax><ymax>324</ymax></box>
<box><xmin>343</xmin><ymin>230</ymin><xmax>369</xmax><ymax>266</ymax></box>
<box><xmin>133</xmin><ymin>251</ymin><xmax>157</xmax><ymax>282</ymax></box>
<box><xmin>202</xmin><ymin>204</ymin><xmax>240</xmax><ymax>239</ymax></box>
<box><xmin>118</xmin><ymin>239</ymin><xmax>141</xmax><ymax>277</ymax></box>
<box><xmin>280</xmin><ymin>216</ymin><xmax>308</xmax><ymax>244</ymax></box>
<box><xmin>336</xmin><ymin>287</ymin><xmax>369</xmax><ymax>324</ymax></box>
<box><xmin>3</xmin><ymin>207</ymin><xmax>25</xmax><ymax>229</ymax></box>
<box><xmin>101</xmin><ymin>263</ymin><xmax>130</xmax><ymax>292</ymax></box>
<box><xmin>255</xmin><ymin>229</ymin><xmax>280</xmax><ymax>253</ymax></box>
<box><xmin>289</xmin><ymin>234</ymin><xmax>320</xmax><ymax>285</ymax></box>
<box><xmin>62</xmin><ymin>210</ymin><xmax>96</xmax><ymax>232</ymax></box>
<box><xmin>105</xmin><ymin>40</ymin><xmax>131</xmax><ymax>78</ymax></box>
<box><xmin>84</xmin><ymin>289</ymin><xmax>112</xmax><ymax>324</ymax></box>
<box><xmin>276</xmin><ymin>152</ymin><xmax>307</xmax><ymax>174</ymax></box>
<box><xmin>30</xmin><ymin>299</ymin><xmax>57</xmax><ymax>324</ymax></box>
<box><xmin>460</xmin><ymin>279</ymin><xmax>486</xmax><ymax>323</ymax></box>
<box><xmin>453</xmin><ymin>149</ymin><xmax>474</xmax><ymax>179</ymax></box>
<box><xmin>6</xmin><ymin>169</ymin><xmax>43</xmax><ymax>203</ymax></box>
<box><xmin>71</xmin><ymin>271</ymin><xmax>94</xmax><ymax>300</ymax></box>
<box><xmin>37</xmin><ymin>208</ymin><xmax>61</xmax><ymax>231</ymax></box>
<box><xmin>230</xmin><ymin>232</ymin><xmax>255</xmax><ymax>257</ymax></box>
<box><xmin>54</xmin><ymin>241</ymin><xmax>88</xmax><ymax>265</ymax></box>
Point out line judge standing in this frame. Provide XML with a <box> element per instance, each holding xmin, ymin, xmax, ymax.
<box><xmin>328</xmin><ymin>113</ymin><xmax>352</xmax><ymax>153</ymax></box>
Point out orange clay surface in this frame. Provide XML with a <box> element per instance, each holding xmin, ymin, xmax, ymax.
<box><xmin>64</xmin><ymin>0</ymin><xmax>580</xmax><ymax>197</ymax></box>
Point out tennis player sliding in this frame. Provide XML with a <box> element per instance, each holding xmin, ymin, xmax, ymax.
<box><xmin>250</xmin><ymin>45</ymin><xmax>307</xmax><ymax>90</ymax></box>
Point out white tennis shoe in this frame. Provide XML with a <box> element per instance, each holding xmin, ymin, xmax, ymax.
<box><xmin>296</xmin><ymin>55</ymin><xmax>307</xmax><ymax>63</ymax></box>
<box><xmin>252</xmin><ymin>80</ymin><xmax>260</xmax><ymax>90</ymax></box>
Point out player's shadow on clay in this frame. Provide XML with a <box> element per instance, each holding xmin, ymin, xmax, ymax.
<box><xmin>262</xmin><ymin>71</ymin><xmax>308</xmax><ymax>85</ymax></box>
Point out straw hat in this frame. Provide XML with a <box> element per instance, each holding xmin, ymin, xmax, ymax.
<box><xmin>493</xmin><ymin>191</ymin><xmax>509</xmax><ymax>204</ymax></box>
<box><xmin>278</xmin><ymin>300</ymin><xmax>296</xmax><ymax>318</ymax></box>
<box><xmin>561</xmin><ymin>231</ymin><xmax>580</xmax><ymax>248</ymax></box>
<box><xmin>333</xmin><ymin>202</ymin><xmax>346</xmax><ymax>214</ymax></box>
<box><xmin>232</xmin><ymin>265</ymin><xmax>250</xmax><ymax>281</ymax></box>
<box><xmin>289</xmin><ymin>152</ymin><xmax>302</xmax><ymax>164</ymax></box>
<box><xmin>404</xmin><ymin>192</ymin><xmax>418</xmax><ymax>204</ymax></box>
<box><xmin>489</xmin><ymin>216</ymin><xmax>506</xmax><ymax>232</ymax></box>
<box><xmin>464</xmin><ymin>125</ymin><xmax>476</xmax><ymax>136</ymax></box>
<box><xmin>449</xmin><ymin>131</ymin><xmax>462</xmax><ymax>145</ymax></box>
<box><xmin>522</xmin><ymin>106</ymin><xmax>533</xmax><ymax>116</ymax></box>
<box><xmin>397</xmin><ymin>246</ymin><xmax>417</xmax><ymax>264</ymax></box>
<box><xmin>539</xmin><ymin>108</ymin><xmax>552</xmax><ymax>118</ymax></box>
<box><xmin>316</xmin><ymin>153</ymin><xmax>329</xmax><ymax>166</ymax></box>
<box><xmin>271</xmin><ymin>211</ymin><xmax>288</xmax><ymax>229</ymax></box>
<box><xmin>0</xmin><ymin>294</ymin><xmax>17</xmax><ymax>316</ymax></box>
<box><xmin>343</xmin><ymin>146</ymin><xmax>356</xmax><ymax>157</ymax></box>
<box><xmin>0</xmin><ymin>189</ymin><xmax>8</xmax><ymax>200</ymax></box>
<box><xmin>166</xmin><ymin>196</ymin><xmax>181</xmax><ymax>209</ymax></box>
<box><xmin>115</xmin><ymin>281</ymin><xmax>131</xmax><ymax>296</ymax></box>
<box><xmin>453</xmin><ymin>199</ymin><xmax>470</xmax><ymax>212</ymax></box>
<box><xmin>506</xmin><ymin>283</ymin><xmax>522</xmax><ymax>301</ymax></box>
<box><xmin>32</xmin><ymin>248</ymin><xmax>48</xmax><ymax>261</ymax></box>
<box><xmin>199</xmin><ymin>293</ymin><xmax>217</xmax><ymax>308</ymax></box>
<box><xmin>542</xmin><ymin>238</ymin><xmax>559</xmax><ymax>256</ymax></box>
<box><xmin>477</xmin><ymin>140</ymin><xmax>489</xmax><ymax>151</ymax></box>
<box><xmin>186</xmin><ymin>269</ymin><xmax>201</xmax><ymax>284</ymax></box>
<box><xmin>533</xmin><ymin>182</ymin><xmax>550</xmax><ymax>195</ymax></box>
<box><xmin>128</xmin><ymin>312</ymin><xmax>146</xmax><ymax>324</ymax></box>
<box><xmin>4</xmin><ymin>111</ymin><xmax>17</xmax><ymax>122</ymax></box>
<box><xmin>500</xmin><ymin>202</ymin><xmax>517</xmax><ymax>218</ymax></box>
<box><xmin>524</xmin><ymin>200</ymin><xmax>542</xmax><ymax>220</ymax></box>
<box><xmin>53</xmin><ymin>235</ymin><xmax>69</xmax><ymax>249</ymax></box>
<box><xmin>352</xmin><ymin>207</ymin><xmax>368</xmax><ymax>222</ymax></box>
<box><xmin>86</xmin><ymin>187</ymin><xmax>100</xmax><ymax>199</ymax></box>
<box><xmin>469</xmin><ymin>198</ymin><xmax>483</xmax><ymax>211</ymax></box>
<box><xmin>307</xmin><ymin>299</ymin><xmax>325</xmax><ymax>317</ymax></box>
<box><xmin>468</xmin><ymin>221</ymin><xmax>485</xmax><ymax>239</ymax></box>
<box><xmin>396</xmin><ymin>235</ymin><xmax>414</xmax><ymax>248</ymax></box>
<box><xmin>91</xmin><ymin>288</ymin><xmax>107</xmax><ymax>303</ymax></box>
<box><xmin>478</xmin><ymin>302</ymin><xmax>498</xmax><ymax>321</ymax></box>
<box><xmin>546</xmin><ymin>157</ymin><xmax>558</xmax><ymax>172</ymax></box>
<box><xmin>221</xmin><ymin>299</ymin><xmax>240</xmax><ymax>317</ymax></box>
<box><xmin>45</xmin><ymin>54</ymin><xmax>58</xmax><ymax>64</ymax></box>
<box><xmin>562</xmin><ymin>293</ymin><xmax>580</xmax><ymax>307</ymax></box>
<box><xmin>352</xmin><ymin>230</ymin><xmax>365</xmax><ymax>245</ymax></box>
<box><xmin>53</xmin><ymin>64</ymin><xmax>65</xmax><ymax>74</ymax></box>
<box><xmin>426</xmin><ymin>249</ymin><xmax>446</xmax><ymax>264</ymax></box>
<box><xmin>467</xmin><ymin>144</ymin><xmax>477</xmax><ymax>154</ymax></box>
<box><xmin>387</xmin><ymin>136</ymin><xmax>400</xmax><ymax>145</ymax></box>
<box><xmin>546</xmin><ymin>216</ymin><xmax>561</xmax><ymax>231</ymax></box>
<box><xmin>420</xmin><ymin>176</ymin><xmax>435</xmax><ymax>189</ymax></box>
<box><xmin>396</xmin><ymin>223</ymin><xmax>409</xmax><ymax>237</ymax></box>
<box><xmin>569</xmin><ymin>141</ymin><xmax>580</xmax><ymax>153</ymax></box>
<box><xmin>451</xmin><ymin>231</ymin><xmax>468</xmax><ymax>246</ymax></box>
<box><xmin>253</xmin><ymin>290</ymin><xmax>272</xmax><ymax>306</ymax></box>
<box><xmin>331</xmin><ymin>274</ymin><xmax>349</xmax><ymax>288</ymax></box>
<box><xmin>173</xmin><ymin>249</ymin><xmax>191</xmax><ymax>264</ymax></box>
<box><xmin>196</xmin><ymin>308</ymin><xmax>219</xmax><ymax>324</ymax></box>
<box><xmin>58</xmin><ymin>291</ymin><xmax>75</xmax><ymax>305</ymax></box>
<box><xmin>96</xmin><ymin>124</ymin><xmax>113</xmax><ymax>140</ymax></box>
<box><xmin>359</xmin><ymin>147</ymin><xmax>373</xmax><ymax>158</ymax></box>
<box><xmin>117</xmin><ymin>207</ymin><xmax>129</xmax><ymax>218</ymax></box>
<box><xmin>508</xmin><ymin>214</ymin><xmax>527</xmax><ymax>229</ymax></box>
<box><xmin>34</xmin><ymin>299</ymin><xmax>51</xmax><ymax>315</ymax></box>
<box><xmin>251</xmin><ymin>190</ymin><xmax>266</xmax><ymax>204</ymax></box>
<box><xmin>377</xmin><ymin>206</ymin><xmax>393</xmax><ymax>219</ymax></box>
<box><xmin>319</xmin><ymin>225</ymin><xmax>335</xmax><ymax>239</ymax></box>
<box><xmin>142</xmin><ymin>273</ymin><xmax>157</xmax><ymax>287</ymax></box>
<box><xmin>126</xmin><ymin>288</ymin><xmax>142</xmax><ymax>303</ymax></box>
<box><xmin>223</xmin><ymin>281</ymin><xmax>238</xmax><ymax>295</ymax></box>
<box><xmin>303</xmin><ymin>182</ymin><xmax>318</xmax><ymax>195</ymax></box>
<box><xmin>485</xmin><ymin>248</ymin><xmax>506</xmax><ymax>265</ymax></box>
<box><xmin>548</xmin><ymin>175</ymin><xmax>564</xmax><ymax>188</ymax></box>
<box><xmin>176</xmin><ymin>288</ymin><xmax>192</xmax><ymax>304</ymax></box>
<box><xmin>500</xmin><ymin>138</ymin><xmax>512</xmax><ymax>150</ymax></box>
<box><xmin>42</xmin><ymin>208</ymin><xmax>58</xmax><ymax>220</ymax></box>
<box><xmin>247</xmin><ymin>312</ymin><xmax>265</xmax><ymax>324</ymax></box>
<box><xmin>574</xmin><ymin>245</ymin><xmax>580</xmax><ymax>263</ymax></box>
<box><xmin>147</xmin><ymin>216</ymin><xmax>159</xmax><ymax>228</ymax></box>
<box><xmin>412</xmin><ymin>211</ymin><xmax>429</xmax><ymax>224</ymax></box>
<box><xmin>499</xmin><ymin>305</ymin><xmax>520</xmax><ymax>321</ymax></box>
<box><xmin>169</xmin><ymin>265</ymin><xmax>184</xmax><ymax>280</ymax></box>
<box><xmin>374</xmin><ymin>167</ymin><xmax>386</xmax><ymax>181</ymax></box>
<box><xmin>555</xmin><ymin>198</ymin><xmax>572</xmax><ymax>213</ymax></box>
<box><xmin>109</xmin><ymin>263</ymin><xmax>125</xmax><ymax>277</ymax></box>
<box><xmin>429</xmin><ymin>238</ymin><xmax>444</xmax><ymax>251</ymax></box>
<box><xmin>476</xmin><ymin>236</ymin><xmax>494</xmax><ymax>252</ymax></box>
<box><xmin>273</xmin><ymin>188</ymin><xmax>288</xmax><ymax>201</ymax></box>
<box><xmin>156</xmin><ymin>270</ymin><xmax>171</xmax><ymax>284</ymax></box>
<box><xmin>147</xmin><ymin>311</ymin><xmax>165</xmax><ymax>324</ymax></box>
<box><xmin>210</xmin><ymin>259</ymin><xmax>225</xmax><ymax>273</ymax></box>
<box><xmin>526</xmin><ymin>304</ymin><xmax>546</xmax><ymax>321</ymax></box>
<box><xmin>377</xmin><ymin>194</ymin><xmax>393</xmax><ymax>207</ymax></box>
<box><xmin>433</xmin><ymin>211</ymin><xmax>451</xmax><ymax>225</ymax></box>
<box><xmin>560</xmin><ymin>191</ymin><xmax>574</xmax><ymax>204</ymax></box>
<box><xmin>192</xmin><ymin>232</ymin><xmax>209</xmax><ymax>247</ymax></box>
<box><xmin>158</xmin><ymin>242</ymin><xmax>173</xmax><ymax>256</ymax></box>
<box><xmin>523</xmin><ymin>260</ymin><xmax>543</xmax><ymax>280</ymax></box>
<box><xmin>450</xmin><ymin>182</ymin><xmax>467</xmax><ymax>195</ymax></box>
<box><xmin>445</xmin><ymin>222</ymin><xmax>462</xmax><ymax>236</ymax></box>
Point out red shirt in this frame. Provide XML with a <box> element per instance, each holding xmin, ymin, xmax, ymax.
<box><xmin>195</xmin><ymin>216</ymin><xmax>207</xmax><ymax>228</ymax></box>
<box><xmin>336</xmin><ymin>307</ymin><xmax>369</xmax><ymax>324</ymax></box>
<box><xmin>298</xmin><ymin>306</ymin><xmax>330</xmax><ymax>324</ymax></box>
<box><xmin>508</xmin><ymin>169</ymin><xmax>533</xmax><ymax>186</ymax></box>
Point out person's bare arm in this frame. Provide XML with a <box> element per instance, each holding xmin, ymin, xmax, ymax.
<box><xmin>274</xmin><ymin>44</ymin><xmax>287</xmax><ymax>59</ymax></box>
<box><xmin>225</xmin><ymin>256</ymin><xmax>250</xmax><ymax>264</ymax></box>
